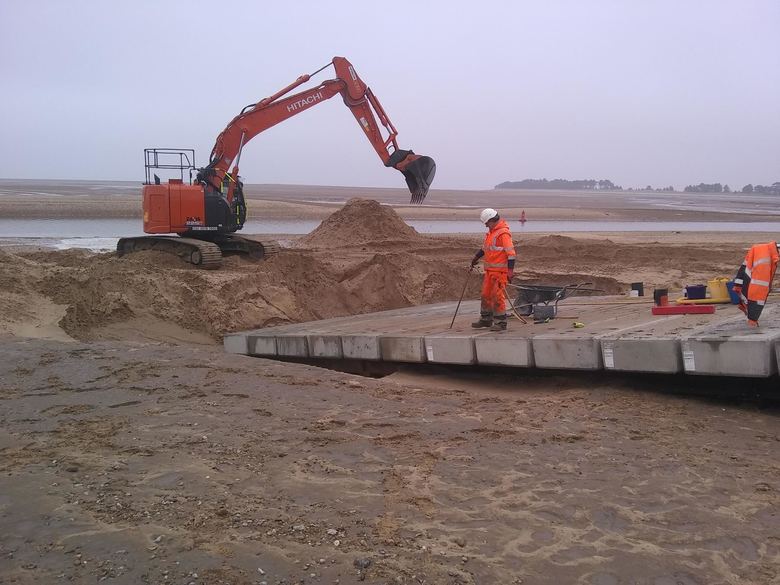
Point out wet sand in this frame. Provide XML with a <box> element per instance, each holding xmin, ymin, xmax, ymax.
<box><xmin>1</xmin><ymin>338</ymin><xmax>778</xmax><ymax>584</ymax></box>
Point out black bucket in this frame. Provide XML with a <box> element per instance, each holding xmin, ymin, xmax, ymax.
<box><xmin>653</xmin><ymin>288</ymin><xmax>668</xmax><ymax>306</ymax></box>
<box><xmin>631</xmin><ymin>282</ymin><xmax>644</xmax><ymax>297</ymax></box>
<box><xmin>402</xmin><ymin>156</ymin><xmax>436</xmax><ymax>204</ymax></box>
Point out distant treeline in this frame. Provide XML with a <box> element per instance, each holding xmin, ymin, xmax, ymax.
<box><xmin>495</xmin><ymin>178</ymin><xmax>622</xmax><ymax>190</ymax></box>
<box><xmin>684</xmin><ymin>182</ymin><xmax>780</xmax><ymax>195</ymax></box>
<box><xmin>496</xmin><ymin>178</ymin><xmax>780</xmax><ymax>195</ymax></box>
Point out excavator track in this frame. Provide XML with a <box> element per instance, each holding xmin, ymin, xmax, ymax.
<box><xmin>215</xmin><ymin>234</ymin><xmax>281</xmax><ymax>260</ymax></box>
<box><xmin>116</xmin><ymin>236</ymin><xmax>223</xmax><ymax>269</ymax></box>
<box><xmin>116</xmin><ymin>235</ymin><xmax>281</xmax><ymax>269</ymax></box>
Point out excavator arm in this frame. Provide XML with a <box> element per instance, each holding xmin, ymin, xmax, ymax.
<box><xmin>198</xmin><ymin>57</ymin><xmax>436</xmax><ymax>205</ymax></box>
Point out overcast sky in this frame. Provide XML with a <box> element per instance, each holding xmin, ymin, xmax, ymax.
<box><xmin>1</xmin><ymin>0</ymin><xmax>778</xmax><ymax>190</ymax></box>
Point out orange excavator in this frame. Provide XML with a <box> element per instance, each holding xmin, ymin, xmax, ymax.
<box><xmin>117</xmin><ymin>57</ymin><xmax>436</xmax><ymax>268</ymax></box>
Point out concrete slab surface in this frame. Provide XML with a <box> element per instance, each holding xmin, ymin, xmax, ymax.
<box><xmin>225</xmin><ymin>296</ymin><xmax>778</xmax><ymax>377</ymax></box>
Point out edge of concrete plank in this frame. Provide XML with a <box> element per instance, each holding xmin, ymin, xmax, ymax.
<box><xmin>532</xmin><ymin>335</ymin><xmax>602</xmax><ymax>370</ymax></box>
<box><xmin>600</xmin><ymin>337</ymin><xmax>682</xmax><ymax>374</ymax></box>
<box><xmin>275</xmin><ymin>334</ymin><xmax>310</xmax><ymax>358</ymax></box>
<box><xmin>248</xmin><ymin>334</ymin><xmax>278</xmax><ymax>357</ymax></box>
<box><xmin>341</xmin><ymin>334</ymin><xmax>382</xmax><ymax>361</ymax></box>
<box><xmin>307</xmin><ymin>334</ymin><xmax>343</xmax><ymax>359</ymax></box>
<box><xmin>223</xmin><ymin>333</ymin><xmax>249</xmax><ymax>355</ymax></box>
<box><xmin>379</xmin><ymin>336</ymin><xmax>427</xmax><ymax>363</ymax></box>
<box><xmin>679</xmin><ymin>309</ymin><xmax>780</xmax><ymax>377</ymax></box>
<box><xmin>424</xmin><ymin>333</ymin><xmax>476</xmax><ymax>365</ymax></box>
<box><xmin>596</xmin><ymin>316</ymin><xmax>688</xmax><ymax>374</ymax></box>
<box><xmin>475</xmin><ymin>335</ymin><xmax>534</xmax><ymax>367</ymax></box>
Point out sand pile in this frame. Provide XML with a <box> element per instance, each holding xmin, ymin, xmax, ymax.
<box><xmin>0</xmin><ymin>242</ymin><xmax>477</xmax><ymax>343</ymax></box>
<box><xmin>300</xmin><ymin>198</ymin><xmax>421</xmax><ymax>247</ymax></box>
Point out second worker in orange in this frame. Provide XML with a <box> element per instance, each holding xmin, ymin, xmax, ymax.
<box><xmin>470</xmin><ymin>208</ymin><xmax>517</xmax><ymax>331</ymax></box>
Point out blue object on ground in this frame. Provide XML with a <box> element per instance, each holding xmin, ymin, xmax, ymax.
<box><xmin>726</xmin><ymin>281</ymin><xmax>740</xmax><ymax>304</ymax></box>
<box><xmin>685</xmin><ymin>284</ymin><xmax>707</xmax><ymax>300</ymax></box>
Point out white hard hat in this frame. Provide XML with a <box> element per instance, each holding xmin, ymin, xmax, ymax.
<box><xmin>480</xmin><ymin>208</ymin><xmax>499</xmax><ymax>224</ymax></box>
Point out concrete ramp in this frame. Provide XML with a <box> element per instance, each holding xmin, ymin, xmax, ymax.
<box><xmin>225</xmin><ymin>298</ymin><xmax>780</xmax><ymax>378</ymax></box>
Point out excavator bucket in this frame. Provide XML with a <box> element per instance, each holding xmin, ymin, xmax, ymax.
<box><xmin>402</xmin><ymin>156</ymin><xmax>436</xmax><ymax>204</ymax></box>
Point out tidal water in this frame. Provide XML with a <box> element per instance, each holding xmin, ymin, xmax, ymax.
<box><xmin>2</xmin><ymin>217</ymin><xmax>780</xmax><ymax>251</ymax></box>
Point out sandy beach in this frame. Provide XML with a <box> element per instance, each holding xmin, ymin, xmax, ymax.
<box><xmin>0</xmin><ymin>183</ymin><xmax>778</xmax><ymax>584</ymax></box>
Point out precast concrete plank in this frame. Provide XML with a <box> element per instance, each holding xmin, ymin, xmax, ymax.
<box><xmin>475</xmin><ymin>335</ymin><xmax>534</xmax><ymax>367</ymax></box>
<box><xmin>235</xmin><ymin>302</ymin><xmax>459</xmax><ymax>359</ymax></box>
<box><xmin>597</xmin><ymin>314</ymin><xmax>717</xmax><ymax>374</ymax></box>
<box><xmin>308</xmin><ymin>303</ymin><xmax>459</xmax><ymax>336</ymax></box>
<box><xmin>532</xmin><ymin>335</ymin><xmax>602</xmax><ymax>370</ymax></box>
<box><xmin>527</xmin><ymin>299</ymin><xmax>654</xmax><ymax>371</ymax></box>
<box><xmin>341</xmin><ymin>335</ymin><xmax>381</xmax><ymax>360</ymax></box>
<box><xmin>223</xmin><ymin>334</ymin><xmax>249</xmax><ymax>355</ymax></box>
<box><xmin>246</xmin><ymin>324</ymin><xmax>312</xmax><ymax>357</ymax></box>
<box><xmin>424</xmin><ymin>334</ymin><xmax>476</xmax><ymax>365</ymax></box>
<box><xmin>680</xmin><ymin>307</ymin><xmax>780</xmax><ymax>377</ymax></box>
<box><xmin>600</xmin><ymin>338</ymin><xmax>681</xmax><ymax>373</ymax></box>
<box><xmin>379</xmin><ymin>336</ymin><xmax>427</xmax><ymax>363</ymax></box>
<box><xmin>276</xmin><ymin>335</ymin><xmax>309</xmax><ymax>358</ymax></box>
<box><xmin>307</xmin><ymin>335</ymin><xmax>343</xmax><ymax>358</ymax></box>
<box><xmin>225</xmin><ymin>326</ymin><xmax>281</xmax><ymax>356</ymax></box>
<box><xmin>249</xmin><ymin>335</ymin><xmax>277</xmax><ymax>357</ymax></box>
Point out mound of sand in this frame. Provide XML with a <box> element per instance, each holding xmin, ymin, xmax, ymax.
<box><xmin>0</xmin><ymin>241</ymin><xmax>479</xmax><ymax>344</ymax></box>
<box><xmin>300</xmin><ymin>198</ymin><xmax>421</xmax><ymax>247</ymax></box>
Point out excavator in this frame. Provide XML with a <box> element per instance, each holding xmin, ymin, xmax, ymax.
<box><xmin>117</xmin><ymin>57</ymin><xmax>436</xmax><ymax>269</ymax></box>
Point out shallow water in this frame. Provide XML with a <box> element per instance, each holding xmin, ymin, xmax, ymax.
<box><xmin>2</xmin><ymin>217</ymin><xmax>780</xmax><ymax>251</ymax></box>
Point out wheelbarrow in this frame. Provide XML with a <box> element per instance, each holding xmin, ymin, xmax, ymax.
<box><xmin>508</xmin><ymin>282</ymin><xmax>601</xmax><ymax>321</ymax></box>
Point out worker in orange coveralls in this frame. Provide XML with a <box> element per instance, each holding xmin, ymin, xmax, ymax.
<box><xmin>470</xmin><ymin>208</ymin><xmax>516</xmax><ymax>331</ymax></box>
<box><xmin>733</xmin><ymin>241</ymin><xmax>779</xmax><ymax>327</ymax></box>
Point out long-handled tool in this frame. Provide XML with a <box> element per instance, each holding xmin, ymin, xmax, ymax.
<box><xmin>449</xmin><ymin>266</ymin><xmax>474</xmax><ymax>329</ymax></box>
<box><xmin>503</xmin><ymin>287</ymin><xmax>528</xmax><ymax>325</ymax></box>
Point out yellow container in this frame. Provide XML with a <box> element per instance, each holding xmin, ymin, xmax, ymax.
<box><xmin>707</xmin><ymin>277</ymin><xmax>730</xmax><ymax>300</ymax></box>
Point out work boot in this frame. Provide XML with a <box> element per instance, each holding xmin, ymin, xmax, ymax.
<box><xmin>490</xmin><ymin>315</ymin><xmax>508</xmax><ymax>332</ymax></box>
<box><xmin>472</xmin><ymin>312</ymin><xmax>493</xmax><ymax>328</ymax></box>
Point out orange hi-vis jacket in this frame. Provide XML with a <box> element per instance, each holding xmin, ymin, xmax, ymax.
<box><xmin>734</xmin><ymin>241</ymin><xmax>779</xmax><ymax>322</ymax></box>
<box><xmin>482</xmin><ymin>219</ymin><xmax>516</xmax><ymax>273</ymax></box>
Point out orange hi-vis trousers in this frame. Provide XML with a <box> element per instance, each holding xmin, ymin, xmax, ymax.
<box><xmin>480</xmin><ymin>270</ymin><xmax>508</xmax><ymax>316</ymax></box>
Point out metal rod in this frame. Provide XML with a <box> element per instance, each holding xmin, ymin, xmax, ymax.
<box><xmin>449</xmin><ymin>267</ymin><xmax>474</xmax><ymax>329</ymax></box>
<box><xmin>309</xmin><ymin>61</ymin><xmax>333</xmax><ymax>77</ymax></box>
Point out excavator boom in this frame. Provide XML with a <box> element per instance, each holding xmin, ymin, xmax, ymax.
<box><xmin>202</xmin><ymin>56</ymin><xmax>435</xmax><ymax>205</ymax></box>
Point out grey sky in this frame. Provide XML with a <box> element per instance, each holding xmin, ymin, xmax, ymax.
<box><xmin>1</xmin><ymin>0</ymin><xmax>778</xmax><ymax>190</ymax></box>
